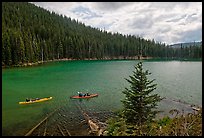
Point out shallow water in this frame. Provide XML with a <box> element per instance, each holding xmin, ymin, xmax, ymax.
<box><xmin>2</xmin><ymin>60</ymin><xmax>202</xmax><ymax>135</ymax></box>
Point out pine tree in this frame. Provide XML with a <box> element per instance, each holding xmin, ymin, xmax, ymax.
<box><xmin>121</xmin><ymin>62</ymin><xmax>163</xmax><ymax>125</ymax></box>
<box><xmin>2</xmin><ymin>2</ymin><xmax>201</xmax><ymax>66</ymax></box>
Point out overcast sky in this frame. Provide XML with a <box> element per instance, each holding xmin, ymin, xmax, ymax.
<box><xmin>32</xmin><ymin>2</ymin><xmax>202</xmax><ymax>45</ymax></box>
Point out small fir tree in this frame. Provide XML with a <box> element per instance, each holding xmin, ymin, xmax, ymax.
<box><xmin>121</xmin><ymin>62</ymin><xmax>163</xmax><ymax>125</ymax></box>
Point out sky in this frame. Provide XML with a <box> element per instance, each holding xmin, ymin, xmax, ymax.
<box><xmin>32</xmin><ymin>2</ymin><xmax>202</xmax><ymax>45</ymax></box>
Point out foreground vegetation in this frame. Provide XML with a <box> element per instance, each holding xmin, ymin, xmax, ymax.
<box><xmin>106</xmin><ymin>62</ymin><xmax>202</xmax><ymax>136</ymax></box>
<box><xmin>106</xmin><ymin>109</ymin><xmax>202</xmax><ymax>136</ymax></box>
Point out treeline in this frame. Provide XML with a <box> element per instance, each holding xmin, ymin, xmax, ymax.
<box><xmin>172</xmin><ymin>44</ymin><xmax>202</xmax><ymax>59</ymax></box>
<box><xmin>2</xmin><ymin>2</ymin><xmax>202</xmax><ymax>66</ymax></box>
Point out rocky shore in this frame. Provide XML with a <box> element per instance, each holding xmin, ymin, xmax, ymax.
<box><xmin>2</xmin><ymin>56</ymin><xmax>153</xmax><ymax>68</ymax></box>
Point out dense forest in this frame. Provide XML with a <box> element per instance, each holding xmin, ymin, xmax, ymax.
<box><xmin>2</xmin><ymin>2</ymin><xmax>202</xmax><ymax>66</ymax></box>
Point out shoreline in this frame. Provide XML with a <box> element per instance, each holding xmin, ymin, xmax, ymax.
<box><xmin>2</xmin><ymin>56</ymin><xmax>153</xmax><ymax>68</ymax></box>
<box><xmin>2</xmin><ymin>56</ymin><xmax>202</xmax><ymax>69</ymax></box>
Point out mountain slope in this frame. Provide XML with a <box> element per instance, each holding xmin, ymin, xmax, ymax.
<box><xmin>2</xmin><ymin>2</ymin><xmax>202</xmax><ymax>66</ymax></box>
<box><xmin>170</xmin><ymin>41</ymin><xmax>202</xmax><ymax>48</ymax></box>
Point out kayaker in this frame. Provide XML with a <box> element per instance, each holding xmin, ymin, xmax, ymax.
<box><xmin>86</xmin><ymin>92</ymin><xmax>90</xmax><ymax>96</ymax></box>
<box><xmin>78</xmin><ymin>92</ymin><xmax>83</xmax><ymax>97</ymax></box>
<box><xmin>26</xmin><ymin>98</ymin><xmax>30</xmax><ymax>102</ymax></box>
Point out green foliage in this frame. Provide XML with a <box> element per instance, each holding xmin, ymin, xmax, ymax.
<box><xmin>149</xmin><ymin>109</ymin><xmax>202</xmax><ymax>136</ymax></box>
<box><xmin>106</xmin><ymin>62</ymin><xmax>202</xmax><ymax>136</ymax></box>
<box><xmin>2</xmin><ymin>2</ymin><xmax>201</xmax><ymax>67</ymax></box>
<box><xmin>121</xmin><ymin>62</ymin><xmax>163</xmax><ymax>125</ymax></box>
<box><xmin>106</xmin><ymin>117</ymin><xmax>127</xmax><ymax>136</ymax></box>
<box><xmin>157</xmin><ymin>116</ymin><xmax>172</xmax><ymax>127</ymax></box>
<box><xmin>107</xmin><ymin>115</ymin><xmax>155</xmax><ymax>136</ymax></box>
<box><xmin>107</xmin><ymin>108</ymin><xmax>202</xmax><ymax>136</ymax></box>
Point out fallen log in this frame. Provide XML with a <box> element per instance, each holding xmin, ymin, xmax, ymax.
<box><xmin>43</xmin><ymin>119</ymin><xmax>48</xmax><ymax>136</ymax></box>
<box><xmin>57</xmin><ymin>124</ymin><xmax>65</xmax><ymax>136</ymax></box>
<box><xmin>25</xmin><ymin>107</ymin><xmax>59</xmax><ymax>136</ymax></box>
<box><xmin>64</xmin><ymin>127</ymin><xmax>71</xmax><ymax>136</ymax></box>
<box><xmin>25</xmin><ymin>116</ymin><xmax>49</xmax><ymax>136</ymax></box>
<box><xmin>74</xmin><ymin>102</ymin><xmax>106</xmax><ymax>136</ymax></box>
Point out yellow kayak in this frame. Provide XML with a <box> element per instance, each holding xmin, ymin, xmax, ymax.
<box><xmin>19</xmin><ymin>97</ymin><xmax>53</xmax><ymax>105</ymax></box>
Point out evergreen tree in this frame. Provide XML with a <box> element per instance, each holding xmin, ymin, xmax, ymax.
<box><xmin>121</xmin><ymin>62</ymin><xmax>163</xmax><ymax>125</ymax></box>
<box><xmin>2</xmin><ymin>2</ymin><xmax>202</xmax><ymax>67</ymax></box>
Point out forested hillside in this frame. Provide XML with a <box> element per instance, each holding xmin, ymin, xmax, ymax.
<box><xmin>2</xmin><ymin>2</ymin><xmax>202</xmax><ymax>66</ymax></box>
<box><xmin>170</xmin><ymin>41</ymin><xmax>202</xmax><ymax>48</ymax></box>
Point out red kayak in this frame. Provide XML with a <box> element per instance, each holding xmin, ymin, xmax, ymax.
<box><xmin>70</xmin><ymin>93</ymin><xmax>98</xmax><ymax>99</ymax></box>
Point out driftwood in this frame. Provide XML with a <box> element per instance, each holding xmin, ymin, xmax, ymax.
<box><xmin>25</xmin><ymin>108</ymin><xmax>59</xmax><ymax>136</ymax></box>
<box><xmin>25</xmin><ymin>115</ymin><xmax>49</xmax><ymax>136</ymax></box>
<box><xmin>43</xmin><ymin>119</ymin><xmax>48</xmax><ymax>136</ymax></box>
<box><xmin>57</xmin><ymin>124</ymin><xmax>65</xmax><ymax>136</ymax></box>
<box><xmin>25</xmin><ymin>100</ymin><xmax>110</xmax><ymax>136</ymax></box>
<box><xmin>65</xmin><ymin>127</ymin><xmax>71</xmax><ymax>136</ymax></box>
<box><xmin>75</xmin><ymin>102</ymin><xmax>106</xmax><ymax>136</ymax></box>
<box><xmin>57</xmin><ymin>123</ymin><xmax>71</xmax><ymax>136</ymax></box>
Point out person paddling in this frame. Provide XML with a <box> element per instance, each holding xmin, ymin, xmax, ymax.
<box><xmin>78</xmin><ymin>91</ymin><xmax>84</xmax><ymax>97</ymax></box>
<box><xmin>26</xmin><ymin>98</ymin><xmax>30</xmax><ymax>102</ymax></box>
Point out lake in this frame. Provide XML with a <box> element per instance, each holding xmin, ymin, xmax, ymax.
<box><xmin>2</xmin><ymin>60</ymin><xmax>202</xmax><ymax>135</ymax></box>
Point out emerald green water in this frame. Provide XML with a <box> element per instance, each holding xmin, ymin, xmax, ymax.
<box><xmin>2</xmin><ymin>60</ymin><xmax>202</xmax><ymax>135</ymax></box>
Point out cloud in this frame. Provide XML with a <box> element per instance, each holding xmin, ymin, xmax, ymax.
<box><xmin>31</xmin><ymin>2</ymin><xmax>76</xmax><ymax>14</ymax></box>
<box><xmin>32</xmin><ymin>2</ymin><xmax>202</xmax><ymax>45</ymax></box>
<box><xmin>130</xmin><ymin>15</ymin><xmax>154</xmax><ymax>29</ymax></box>
<box><xmin>166</xmin><ymin>14</ymin><xmax>187</xmax><ymax>22</ymax></box>
<box><xmin>91</xmin><ymin>2</ymin><xmax>134</xmax><ymax>11</ymax></box>
<box><xmin>71</xmin><ymin>6</ymin><xmax>102</xmax><ymax>19</ymax></box>
<box><xmin>178</xmin><ymin>26</ymin><xmax>202</xmax><ymax>43</ymax></box>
